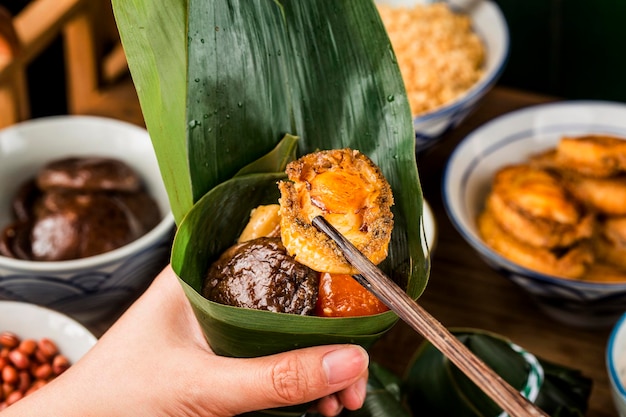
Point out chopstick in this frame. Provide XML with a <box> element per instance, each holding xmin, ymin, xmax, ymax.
<box><xmin>312</xmin><ymin>216</ymin><xmax>549</xmax><ymax>417</ymax></box>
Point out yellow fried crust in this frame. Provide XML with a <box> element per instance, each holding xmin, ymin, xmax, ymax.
<box><xmin>278</xmin><ymin>148</ymin><xmax>394</xmax><ymax>274</ymax></box>
<box><xmin>556</xmin><ymin>135</ymin><xmax>626</xmax><ymax>177</ymax></box>
<box><xmin>478</xmin><ymin>207</ymin><xmax>594</xmax><ymax>279</ymax></box>
<box><xmin>237</xmin><ymin>204</ymin><xmax>281</xmax><ymax>243</ymax></box>
<box><xmin>488</xmin><ymin>164</ymin><xmax>593</xmax><ymax>248</ymax></box>
<box><xmin>560</xmin><ymin>172</ymin><xmax>626</xmax><ymax>216</ymax></box>
<box><xmin>594</xmin><ymin>216</ymin><xmax>626</xmax><ymax>271</ymax></box>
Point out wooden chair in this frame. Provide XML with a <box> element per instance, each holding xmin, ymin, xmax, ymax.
<box><xmin>0</xmin><ymin>0</ymin><xmax>138</xmax><ymax>129</ymax></box>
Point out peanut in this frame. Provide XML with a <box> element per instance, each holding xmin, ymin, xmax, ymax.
<box><xmin>0</xmin><ymin>331</ymin><xmax>73</xmax><ymax>409</ymax></box>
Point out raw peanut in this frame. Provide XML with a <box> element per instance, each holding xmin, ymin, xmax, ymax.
<box><xmin>2</xmin><ymin>383</ymin><xmax>13</xmax><ymax>398</ymax></box>
<box><xmin>0</xmin><ymin>332</ymin><xmax>73</xmax><ymax>408</ymax></box>
<box><xmin>8</xmin><ymin>350</ymin><xmax>29</xmax><ymax>370</ymax></box>
<box><xmin>52</xmin><ymin>355</ymin><xmax>70</xmax><ymax>375</ymax></box>
<box><xmin>1</xmin><ymin>365</ymin><xmax>17</xmax><ymax>385</ymax></box>
<box><xmin>17</xmin><ymin>339</ymin><xmax>37</xmax><ymax>356</ymax></box>
<box><xmin>28</xmin><ymin>361</ymin><xmax>38</xmax><ymax>375</ymax></box>
<box><xmin>33</xmin><ymin>363</ymin><xmax>52</xmax><ymax>380</ymax></box>
<box><xmin>17</xmin><ymin>371</ymin><xmax>30</xmax><ymax>393</ymax></box>
<box><xmin>34</xmin><ymin>349</ymin><xmax>48</xmax><ymax>364</ymax></box>
<box><xmin>5</xmin><ymin>390</ymin><xmax>22</xmax><ymax>405</ymax></box>
<box><xmin>25</xmin><ymin>379</ymin><xmax>47</xmax><ymax>395</ymax></box>
<box><xmin>37</xmin><ymin>338</ymin><xmax>58</xmax><ymax>359</ymax></box>
<box><xmin>0</xmin><ymin>332</ymin><xmax>19</xmax><ymax>349</ymax></box>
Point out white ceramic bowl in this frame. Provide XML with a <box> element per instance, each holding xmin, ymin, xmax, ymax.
<box><xmin>0</xmin><ymin>300</ymin><xmax>97</xmax><ymax>364</ymax></box>
<box><xmin>375</xmin><ymin>0</ymin><xmax>509</xmax><ymax>152</ymax></box>
<box><xmin>443</xmin><ymin>101</ymin><xmax>626</xmax><ymax>328</ymax></box>
<box><xmin>608</xmin><ymin>312</ymin><xmax>626</xmax><ymax>417</ymax></box>
<box><xmin>422</xmin><ymin>200</ymin><xmax>437</xmax><ymax>257</ymax></box>
<box><xmin>0</xmin><ymin>116</ymin><xmax>174</xmax><ymax>327</ymax></box>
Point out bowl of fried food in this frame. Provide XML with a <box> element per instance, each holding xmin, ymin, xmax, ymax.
<box><xmin>444</xmin><ymin>101</ymin><xmax>626</xmax><ymax>328</ymax></box>
<box><xmin>376</xmin><ymin>0</ymin><xmax>509</xmax><ymax>152</ymax></box>
<box><xmin>0</xmin><ymin>116</ymin><xmax>174</xmax><ymax>327</ymax></box>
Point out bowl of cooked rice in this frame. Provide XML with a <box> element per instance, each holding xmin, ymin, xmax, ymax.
<box><xmin>377</xmin><ymin>0</ymin><xmax>509</xmax><ymax>152</ymax></box>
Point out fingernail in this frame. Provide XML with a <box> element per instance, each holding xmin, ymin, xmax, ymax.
<box><xmin>323</xmin><ymin>346</ymin><xmax>368</xmax><ymax>385</ymax></box>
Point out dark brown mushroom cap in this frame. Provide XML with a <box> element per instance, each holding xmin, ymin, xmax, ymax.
<box><xmin>203</xmin><ymin>237</ymin><xmax>319</xmax><ymax>315</ymax></box>
<box><xmin>29</xmin><ymin>191</ymin><xmax>160</xmax><ymax>261</ymax></box>
<box><xmin>0</xmin><ymin>221</ymin><xmax>33</xmax><ymax>260</ymax></box>
<box><xmin>1</xmin><ymin>157</ymin><xmax>161</xmax><ymax>261</ymax></box>
<box><xmin>37</xmin><ymin>157</ymin><xmax>142</xmax><ymax>193</ymax></box>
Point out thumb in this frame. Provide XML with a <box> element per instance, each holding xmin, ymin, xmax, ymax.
<box><xmin>214</xmin><ymin>344</ymin><xmax>369</xmax><ymax>416</ymax></box>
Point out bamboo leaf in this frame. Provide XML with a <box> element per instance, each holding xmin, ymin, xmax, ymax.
<box><xmin>235</xmin><ymin>134</ymin><xmax>299</xmax><ymax>177</ymax></box>
<box><xmin>185</xmin><ymin>1</ymin><xmax>425</xmax><ymax>297</ymax></box>
<box><xmin>111</xmin><ymin>0</ymin><xmax>191</xmax><ymax>225</ymax></box>
<box><xmin>186</xmin><ymin>0</ymin><xmax>294</xmax><ymax>202</ymax></box>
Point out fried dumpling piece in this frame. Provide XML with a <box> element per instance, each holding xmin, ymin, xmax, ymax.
<box><xmin>528</xmin><ymin>148</ymin><xmax>560</xmax><ymax>171</ymax></box>
<box><xmin>278</xmin><ymin>148</ymin><xmax>394</xmax><ymax>274</ymax></box>
<box><xmin>593</xmin><ymin>216</ymin><xmax>626</xmax><ymax>270</ymax></box>
<box><xmin>584</xmin><ymin>263</ymin><xmax>626</xmax><ymax>284</ymax></box>
<box><xmin>237</xmin><ymin>204</ymin><xmax>281</xmax><ymax>243</ymax></box>
<box><xmin>555</xmin><ymin>135</ymin><xmax>626</xmax><ymax>177</ymax></box>
<box><xmin>488</xmin><ymin>164</ymin><xmax>593</xmax><ymax>249</ymax></box>
<box><xmin>478</xmin><ymin>207</ymin><xmax>594</xmax><ymax>280</ymax></box>
<box><xmin>559</xmin><ymin>172</ymin><xmax>626</xmax><ymax>216</ymax></box>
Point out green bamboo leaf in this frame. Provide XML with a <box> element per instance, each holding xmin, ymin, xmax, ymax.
<box><xmin>111</xmin><ymin>0</ymin><xmax>191</xmax><ymax>225</ymax></box>
<box><xmin>185</xmin><ymin>1</ymin><xmax>425</xmax><ymax>299</ymax></box>
<box><xmin>235</xmin><ymin>134</ymin><xmax>299</xmax><ymax>177</ymax></box>
<box><xmin>186</xmin><ymin>0</ymin><xmax>294</xmax><ymax>202</ymax></box>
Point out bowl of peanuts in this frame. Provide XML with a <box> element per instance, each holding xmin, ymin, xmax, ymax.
<box><xmin>377</xmin><ymin>0</ymin><xmax>509</xmax><ymax>152</ymax></box>
<box><xmin>0</xmin><ymin>115</ymin><xmax>174</xmax><ymax>328</ymax></box>
<box><xmin>443</xmin><ymin>100</ymin><xmax>626</xmax><ymax>328</ymax></box>
<box><xmin>0</xmin><ymin>300</ymin><xmax>97</xmax><ymax>409</ymax></box>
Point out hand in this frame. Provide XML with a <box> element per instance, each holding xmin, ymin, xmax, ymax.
<box><xmin>2</xmin><ymin>265</ymin><xmax>369</xmax><ymax>417</ymax></box>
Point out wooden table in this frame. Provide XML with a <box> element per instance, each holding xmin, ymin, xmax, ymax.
<box><xmin>84</xmin><ymin>82</ymin><xmax>617</xmax><ymax>416</ymax></box>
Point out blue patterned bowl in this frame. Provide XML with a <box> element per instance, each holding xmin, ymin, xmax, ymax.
<box><xmin>376</xmin><ymin>0</ymin><xmax>509</xmax><ymax>152</ymax></box>
<box><xmin>608</xmin><ymin>312</ymin><xmax>626</xmax><ymax>417</ymax></box>
<box><xmin>0</xmin><ymin>116</ymin><xmax>174</xmax><ymax>327</ymax></box>
<box><xmin>443</xmin><ymin>101</ymin><xmax>626</xmax><ymax>328</ymax></box>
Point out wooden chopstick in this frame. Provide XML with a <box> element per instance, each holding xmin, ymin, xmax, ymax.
<box><xmin>312</xmin><ymin>216</ymin><xmax>549</xmax><ymax>417</ymax></box>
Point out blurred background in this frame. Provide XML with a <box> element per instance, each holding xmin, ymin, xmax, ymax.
<box><xmin>2</xmin><ymin>0</ymin><xmax>625</xmax><ymax>119</ymax></box>
<box><xmin>495</xmin><ymin>0</ymin><xmax>626</xmax><ymax>102</ymax></box>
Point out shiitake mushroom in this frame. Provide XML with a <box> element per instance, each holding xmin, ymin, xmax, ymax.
<box><xmin>202</xmin><ymin>237</ymin><xmax>319</xmax><ymax>315</ymax></box>
<box><xmin>0</xmin><ymin>157</ymin><xmax>161</xmax><ymax>261</ymax></box>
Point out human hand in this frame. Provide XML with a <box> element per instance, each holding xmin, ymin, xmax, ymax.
<box><xmin>2</xmin><ymin>265</ymin><xmax>369</xmax><ymax>417</ymax></box>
